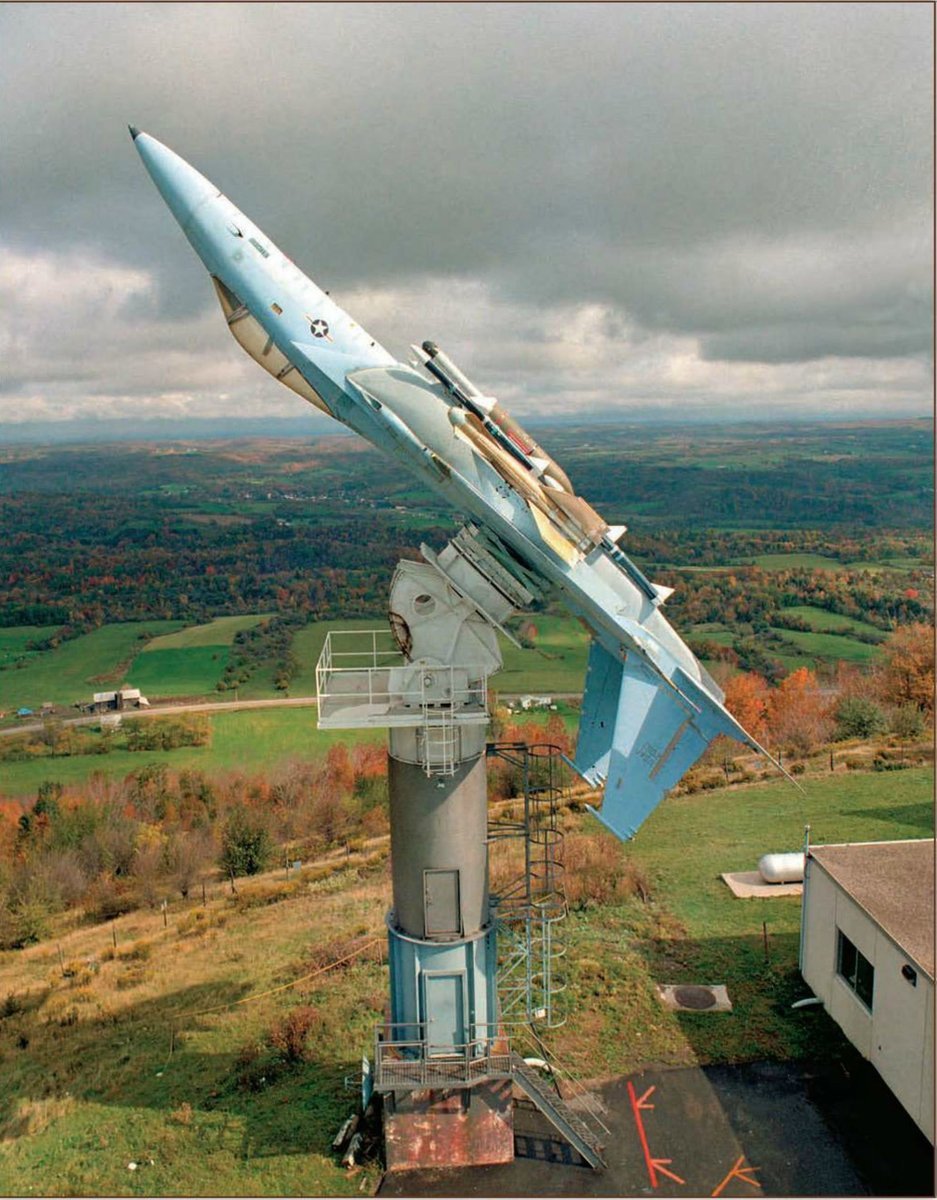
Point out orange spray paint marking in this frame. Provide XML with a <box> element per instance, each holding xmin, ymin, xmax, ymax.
<box><xmin>711</xmin><ymin>1154</ymin><xmax>760</xmax><ymax>1197</ymax></box>
<box><xmin>627</xmin><ymin>1079</ymin><xmax>685</xmax><ymax>1188</ymax></box>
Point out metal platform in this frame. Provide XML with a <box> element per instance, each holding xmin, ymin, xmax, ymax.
<box><xmin>316</xmin><ymin>629</ymin><xmax>489</xmax><ymax>729</ymax></box>
<box><xmin>374</xmin><ymin>1023</ymin><xmax>513</xmax><ymax>1091</ymax></box>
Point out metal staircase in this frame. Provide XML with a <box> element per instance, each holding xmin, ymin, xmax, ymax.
<box><xmin>510</xmin><ymin>1053</ymin><xmax>606</xmax><ymax>1169</ymax></box>
<box><xmin>488</xmin><ymin>742</ymin><xmax>569</xmax><ymax>1026</ymax></box>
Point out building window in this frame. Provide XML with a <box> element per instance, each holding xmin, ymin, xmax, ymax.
<box><xmin>837</xmin><ymin>930</ymin><xmax>874</xmax><ymax>1011</ymax></box>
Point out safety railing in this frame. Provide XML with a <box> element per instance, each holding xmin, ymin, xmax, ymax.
<box><xmin>373</xmin><ymin>1021</ymin><xmax>513</xmax><ymax>1092</ymax></box>
<box><xmin>316</xmin><ymin>630</ymin><xmax>489</xmax><ymax>729</ymax></box>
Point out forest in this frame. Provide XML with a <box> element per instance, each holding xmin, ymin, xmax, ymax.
<box><xmin>0</xmin><ymin>419</ymin><xmax>931</xmax><ymax>636</ymax></box>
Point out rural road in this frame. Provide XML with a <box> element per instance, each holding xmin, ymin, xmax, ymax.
<box><xmin>1</xmin><ymin>692</ymin><xmax>581</xmax><ymax>739</ymax></box>
<box><xmin>0</xmin><ymin>695</ymin><xmax>320</xmax><ymax>739</ymax></box>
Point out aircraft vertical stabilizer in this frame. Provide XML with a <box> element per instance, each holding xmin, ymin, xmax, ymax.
<box><xmin>579</xmin><ymin>652</ymin><xmax>746</xmax><ymax>842</ymax></box>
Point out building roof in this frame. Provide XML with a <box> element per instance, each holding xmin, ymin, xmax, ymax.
<box><xmin>809</xmin><ymin>839</ymin><xmax>935</xmax><ymax>979</ymax></box>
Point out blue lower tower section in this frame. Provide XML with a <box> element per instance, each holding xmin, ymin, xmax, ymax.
<box><xmin>387</xmin><ymin>920</ymin><xmax>499</xmax><ymax>1049</ymax></box>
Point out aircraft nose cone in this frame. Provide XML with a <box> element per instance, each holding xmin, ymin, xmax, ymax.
<box><xmin>132</xmin><ymin>130</ymin><xmax>220</xmax><ymax>232</ymax></box>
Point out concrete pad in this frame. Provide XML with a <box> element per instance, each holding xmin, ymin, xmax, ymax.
<box><xmin>722</xmin><ymin>870</ymin><xmax>803</xmax><ymax>898</ymax></box>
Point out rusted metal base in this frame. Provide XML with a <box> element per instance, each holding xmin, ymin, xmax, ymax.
<box><xmin>383</xmin><ymin>1081</ymin><xmax>514</xmax><ymax>1171</ymax></box>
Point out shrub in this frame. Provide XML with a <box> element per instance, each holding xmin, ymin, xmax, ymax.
<box><xmin>115</xmin><ymin>965</ymin><xmax>148</xmax><ymax>990</ymax></box>
<box><xmin>889</xmin><ymin>704</ymin><xmax>926</xmax><ymax>740</ymax></box>
<box><xmin>176</xmin><ymin>908</ymin><xmax>225</xmax><ymax>937</ymax></box>
<box><xmin>231</xmin><ymin>881</ymin><xmax>295</xmax><ymax>912</ymax></box>
<box><xmin>269</xmin><ymin>1005</ymin><xmax>319</xmax><ymax>1063</ymax></box>
<box><xmin>563</xmin><ymin>834</ymin><xmax>652</xmax><ymax>909</ymax></box>
<box><xmin>116</xmin><ymin>939</ymin><xmax>152</xmax><ymax>962</ymax></box>
<box><xmin>1</xmin><ymin>992</ymin><xmax>24</xmax><ymax>1018</ymax></box>
<box><xmin>84</xmin><ymin>876</ymin><xmax>136</xmax><ymax>923</ymax></box>
<box><xmin>873</xmin><ymin>754</ymin><xmax>912</xmax><ymax>772</ymax></box>
<box><xmin>220</xmin><ymin>805</ymin><xmax>272</xmax><ymax>878</ymax></box>
<box><xmin>834</xmin><ymin>696</ymin><xmax>888</xmax><ymax>740</ymax></box>
<box><xmin>8</xmin><ymin>897</ymin><xmax>52</xmax><ymax>948</ymax></box>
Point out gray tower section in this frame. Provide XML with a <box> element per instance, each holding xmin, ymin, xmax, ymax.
<box><xmin>387</xmin><ymin>754</ymin><xmax>489</xmax><ymax>941</ymax></box>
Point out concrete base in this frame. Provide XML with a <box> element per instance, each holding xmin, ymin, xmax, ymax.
<box><xmin>721</xmin><ymin>870</ymin><xmax>803</xmax><ymax>898</ymax></box>
<box><xmin>384</xmin><ymin>1082</ymin><xmax>514</xmax><ymax>1171</ymax></box>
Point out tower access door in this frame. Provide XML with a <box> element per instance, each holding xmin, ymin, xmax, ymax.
<box><xmin>422</xmin><ymin>970</ymin><xmax>466</xmax><ymax>1056</ymax></box>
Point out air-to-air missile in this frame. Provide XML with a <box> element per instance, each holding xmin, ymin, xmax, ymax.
<box><xmin>131</xmin><ymin>128</ymin><xmax>787</xmax><ymax>842</ymax></box>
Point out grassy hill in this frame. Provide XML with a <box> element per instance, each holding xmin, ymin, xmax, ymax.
<box><xmin>0</xmin><ymin>764</ymin><xmax>931</xmax><ymax>1194</ymax></box>
<box><xmin>0</xmin><ymin>623</ymin><xmax>184</xmax><ymax>713</ymax></box>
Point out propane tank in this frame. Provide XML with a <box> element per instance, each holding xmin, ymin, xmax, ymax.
<box><xmin>758</xmin><ymin>852</ymin><xmax>805</xmax><ymax>884</ymax></box>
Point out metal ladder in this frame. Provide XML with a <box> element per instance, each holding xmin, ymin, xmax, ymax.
<box><xmin>420</xmin><ymin>708</ymin><xmax>458</xmax><ymax>776</ymax></box>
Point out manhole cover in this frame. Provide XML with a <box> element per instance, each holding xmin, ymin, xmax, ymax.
<box><xmin>673</xmin><ymin>985</ymin><xmax>717</xmax><ymax>1010</ymax></box>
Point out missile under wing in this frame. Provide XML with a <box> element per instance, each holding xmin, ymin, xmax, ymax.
<box><xmin>130</xmin><ymin>129</ymin><xmax>786</xmax><ymax>842</ymax></box>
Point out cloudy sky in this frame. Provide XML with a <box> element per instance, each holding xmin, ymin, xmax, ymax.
<box><xmin>0</xmin><ymin>2</ymin><xmax>931</xmax><ymax>434</ymax></box>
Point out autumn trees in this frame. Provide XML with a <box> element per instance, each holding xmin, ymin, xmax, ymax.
<box><xmin>723</xmin><ymin>624</ymin><xmax>934</xmax><ymax>757</ymax></box>
<box><xmin>877</xmin><ymin>623</ymin><xmax>935</xmax><ymax>714</ymax></box>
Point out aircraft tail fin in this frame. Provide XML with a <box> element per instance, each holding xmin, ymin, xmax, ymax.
<box><xmin>573</xmin><ymin>643</ymin><xmax>801</xmax><ymax>843</ymax></box>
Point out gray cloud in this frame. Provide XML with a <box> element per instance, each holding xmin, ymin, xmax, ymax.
<box><xmin>0</xmin><ymin>2</ymin><xmax>931</xmax><ymax>427</ymax></box>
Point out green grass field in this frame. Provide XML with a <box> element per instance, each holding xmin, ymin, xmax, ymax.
<box><xmin>498</xmin><ymin>615</ymin><xmax>590</xmax><ymax>694</ymax></box>
<box><xmin>780</xmin><ymin>605</ymin><xmax>884</xmax><ymax>638</ymax></box>
<box><xmin>0</xmin><ymin>622</ymin><xmax>183</xmax><ymax>712</ymax></box>
<box><xmin>746</xmin><ymin>552</ymin><xmax>843</xmax><ymax>569</ymax></box>
<box><xmin>560</xmin><ymin>765</ymin><xmax>935</xmax><ymax>1074</ymax></box>
<box><xmin>125</xmin><ymin>648</ymin><xmax>231</xmax><ymax>700</ymax></box>
<box><xmin>0</xmin><ymin>709</ymin><xmax>382</xmax><ymax>798</ymax></box>
<box><xmin>769</xmin><ymin>627</ymin><xmax>881</xmax><ymax>665</ymax></box>
<box><xmin>142</xmin><ymin>615</ymin><xmax>274</xmax><ymax>651</ymax></box>
<box><xmin>0</xmin><ymin>627</ymin><xmax>48</xmax><ymax>670</ymax></box>
<box><xmin>286</xmin><ymin>620</ymin><xmax>392</xmax><ymax>698</ymax></box>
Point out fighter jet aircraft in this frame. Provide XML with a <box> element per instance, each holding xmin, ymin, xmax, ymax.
<box><xmin>131</xmin><ymin>128</ymin><xmax>786</xmax><ymax>841</ymax></box>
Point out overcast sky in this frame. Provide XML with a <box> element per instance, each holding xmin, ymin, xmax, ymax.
<box><xmin>0</xmin><ymin>2</ymin><xmax>932</xmax><ymax>433</ymax></box>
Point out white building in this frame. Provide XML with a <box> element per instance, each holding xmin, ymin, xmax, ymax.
<box><xmin>800</xmin><ymin>838</ymin><xmax>934</xmax><ymax>1143</ymax></box>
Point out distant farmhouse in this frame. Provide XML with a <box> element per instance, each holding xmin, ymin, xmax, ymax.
<box><xmin>83</xmin><ymin>687</ymin><xmax>150</xmax><ymax>714</ymax></box>
<box><xmin>801</xmin><ymin>838</ymin><xmax>934</xmax><ymax>1143</ymax></box>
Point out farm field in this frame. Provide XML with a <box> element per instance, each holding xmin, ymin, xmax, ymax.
<box><xmin>0</xmin><ymin>764</ymin><xmax>931</xmax><ymax>1193</ymax></box>
<box><xmin>284</xmin><ymin>619</ymin><xmax>398</xmax><ymax>698</ymax></box>
<box><xmin>498</xmin><ymin>615</ymin><xmax>590</xmax><ymax>695</ymax></box>
<box><xmin>745</xmin><ymin>552</ymin><xmax>846</xmax><ymax>569</ymax></box>
<box><xmin>768</xmin><ymin>627</ymin><xmax>880</xmax><ymax>665</ymax></box>
<box><xmin>0</xmin><ymin>622</ymin><xmax>183</xmax><ymax>713</ymax></box>
<box><xmin>0</xmin><ymin>627</ymin><xmax>48</xmax><ymax>669</ymax></box>
<box><xmin>0</xmin><ymin>708</ymin><xmax>382</xmax><ymax>798</ymax></box>
<box><xmin>127</xmin><ymin>647</ymin><xmax>230</xmax><ymax>700</ymax></box>
<box><xmin>780</xmin><ymin>605</ymin><xmax>885</xmax><ymax>638</ymax></box>
<box><xmin>142</xmin><ymin>615</ymin><xmax>274</xmax><ymax>650</ymax></box>
<box><xmin>0</xmin><ymin>596</ymin><xmax>908</xmax><ymax>722</ymax></box>
<box><xmin>0</xmin><ymin>705</ymin><xmax>576</xmax><ymax>799</ymax></box>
